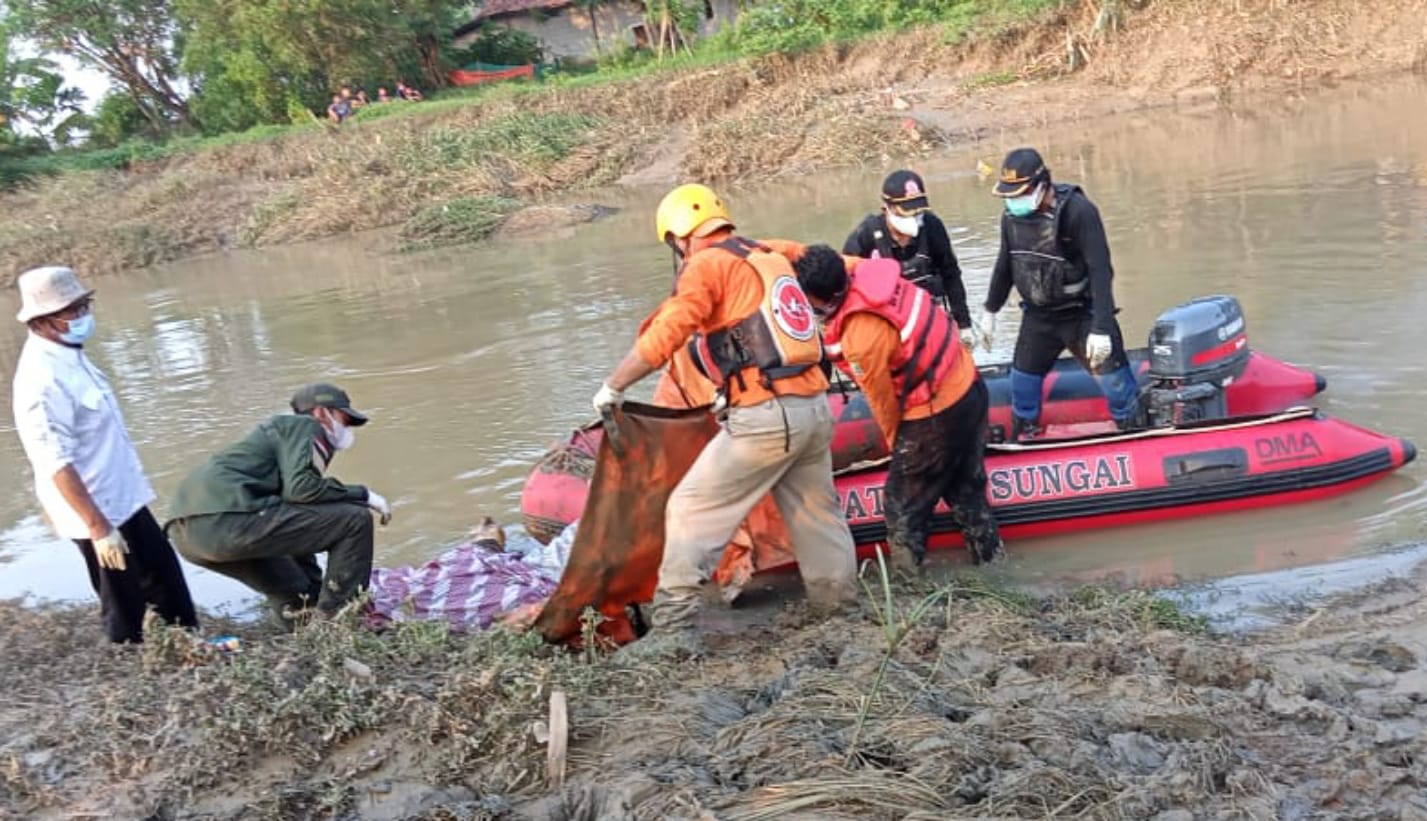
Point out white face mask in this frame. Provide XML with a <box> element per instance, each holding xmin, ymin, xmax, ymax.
<box><xmin>887</xmin><ymin>211</ymin><xmax>923</xmax><ymax>237</ymax></box>
<box><xmin>325</xmin><ymin>416</ymin><xmax>356</xmax><ymax>451</ymax></box>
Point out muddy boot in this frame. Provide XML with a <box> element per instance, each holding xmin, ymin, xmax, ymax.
<box><xmin>1010</xmin><ymin>416</ymin><xmax>1043</xmax><ymax>442</ymax></box>
<box><xmin>615</xmin><ymin>589</ymin><xmax>704</xmax><ymax>663</ymax></box>
<box><xmin>804</xmin><ymin>578</ymin><xmax>863</xmax><ymax>621</ymax></box>
<box><xmin>887</xmin><ymin>542</ymin><xmax>925</xmax><ymax>577</ymax></box>
<box><xmin>969</xmin><ymin>536</ymin><xmax>1008</xmax><ymax>565</ymax></box>
<box><xmin>958</xmin><ymin>507</ymin><xmax>1007</xmax><ymax>566</ymax></box>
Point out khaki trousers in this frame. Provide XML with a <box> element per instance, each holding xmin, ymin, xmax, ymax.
<box><xmin>658</xmin><ymin>394</ymin><xmax>857</xmax><ymax>605</ymax></box>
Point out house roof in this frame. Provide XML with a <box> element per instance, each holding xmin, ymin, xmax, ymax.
<box><xmin>473</xmin><ymin>0</ymin><xmax>575</xmax><ymax>21</ymax></box>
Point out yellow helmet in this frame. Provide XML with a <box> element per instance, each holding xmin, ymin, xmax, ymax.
<box><xmin>654</xmin><ymin>183</ymin><xmax>733</xmax><ymax>242</ymax></box>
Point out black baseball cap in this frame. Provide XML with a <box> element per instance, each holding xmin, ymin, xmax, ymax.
<box><xmin>881</xmin><ymin>169</ymin><xmax>930</xmax><ymax>215</ymax></box>
<box><xmin>290</xmin><ymin>383</ymin><xmax>369</xmax><ymax>426</ymax></box>
<box><xmin>993</xmin><ymin>147</ymin><xmax>1049</xmax><ymax>197</ymax></box>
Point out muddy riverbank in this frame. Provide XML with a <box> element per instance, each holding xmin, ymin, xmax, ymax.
<box><xmin>2</xmin><ymin>558</ymin><xmax>1425</xmax><ymax>820</ymax></box>
<box><xmin>2</xmin><ymin>0</ymin><xmax>1426</xmax><ymax>284</ymax></box>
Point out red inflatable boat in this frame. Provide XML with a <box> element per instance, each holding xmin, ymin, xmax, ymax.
<box><xmin>519</xmin><ymin>408</ymin><xmax>1415</xmax><ymax>557</ymax></box>
<box><xmin>521</xmin><ymin>295</ymin><xmax>1379</xmax><ymax>551</ymax></box>
<box><xmin>829</xmin><ymin>348</ymin><xmax>1325</xmax><ymax>468</ymax></box>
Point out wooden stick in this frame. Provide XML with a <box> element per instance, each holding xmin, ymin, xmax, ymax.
<box><xmin>546</xmin><ymin>689</ymin><xmax>569</xmax><ymax>788</ymax></box>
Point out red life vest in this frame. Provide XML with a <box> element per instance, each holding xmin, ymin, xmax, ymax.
<box><xmin>821</xmin><ymin>257</ymin><xmax>961</xmax><ymax>409</ymax></box>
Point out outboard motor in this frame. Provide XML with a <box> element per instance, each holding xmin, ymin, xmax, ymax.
<box><xmin>1144</xmin><ymin>295</ymin><xmax>1250</xmax><ymax>427</ymax></box>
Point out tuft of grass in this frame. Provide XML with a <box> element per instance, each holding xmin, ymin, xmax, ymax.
<box><xmin>947</xmin><ymin>569</ymin><xmax>1040</xmax><ymax>612</ymax></box>
<box><xmin>391</xmin><ymin>112</ymin><xmax>600</xmax><ymax>175</ymax></box>
<box><xmin>398</xmin><ymin>195</ymin><xmax>523</xmax><ymax>252</ymax></box>
<box><xmin>943</xmin><ymin>0</ymin><xmax>1070</xmax><ymax>44</ymax></box>
<box><xmin>238</xmin><ymin>190</ymin><xmax>303</xmax><ymax>247</ymax></box>
<box><xmin>846</xmin><ymin>550</ymin><xmax>948</xmax><ymax>763</ymax></box>
<box><xmin>1067</xmin><ymin>584</ymin><xmax>1210</xmax><ymax>633</ymax></box>
<box><xmin>100</xmin><ymin>222</ymin><xmax>182</xmax><ymax>269</ymax></box>
<box><xmin>963</xmin><ymin>69</ymin><xmax>1021</xmax><ymax>89</ymax></box>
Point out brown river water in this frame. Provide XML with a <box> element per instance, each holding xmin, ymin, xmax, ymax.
<box><xmin>3</xmin><ymin>78</ymin><xmax>1426</xmax><ymax>615</ymax></box>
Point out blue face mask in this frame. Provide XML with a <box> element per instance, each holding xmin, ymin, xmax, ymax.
<box><xmin>59</xmin><ymin>313</ymin><xmax>95</xmax><ymax>345</ymax></box>
<box><xmin>1004</xmin><ymin>184</ymin><xmax>1043</xmax><ymax>218</ymax></box>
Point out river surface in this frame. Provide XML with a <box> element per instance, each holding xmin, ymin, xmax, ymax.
<box><xmin>3</xmin><ymin>78</ymin><xmax>1426</xmax><ymax>615</ymax></box>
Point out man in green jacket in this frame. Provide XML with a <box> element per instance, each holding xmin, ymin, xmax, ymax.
<box><xmin>166</xmin><ymin>383</ymin><xmax>392</xmax><ymax>622</ymax></box>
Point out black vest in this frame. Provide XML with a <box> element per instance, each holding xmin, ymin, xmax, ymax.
<box><xmin>1003</xmin><ymin>183</ymin><xmax>1089</xmax><ymax>310</ymax></box>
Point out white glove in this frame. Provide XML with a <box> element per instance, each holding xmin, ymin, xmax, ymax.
<box><xmin>366</xmin><ymin>490</ymin><xmax>393</xmax><ymax>526</ymax></box>
<box><xmin>591</xmin><ymin>381</ymin><xmax>623</xmax><ymax>414</ymax></box>
<box><xmin>979</xmin><ymin>309</ymin><xmax>997</xmax><ymax>350</ymax></box>
<box><xmin>959</xmin><ymin>325</ymin><xmax>977</xmax><ymax>350</ymax></box>
<box><xmin>94</xmin><ymin>528</ymin><xmax>129</xmax><ymax>571</ymax></box>
<box><xmin>1086</xmin><ymin>332</ymin><xmax>1113</xmax><ymax>370</ymax></box>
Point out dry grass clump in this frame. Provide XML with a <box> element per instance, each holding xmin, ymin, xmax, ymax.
<box><xmin>399</xmin><ymin>196</ymin><xmax>524</xmax><ymax>252</ymax></box>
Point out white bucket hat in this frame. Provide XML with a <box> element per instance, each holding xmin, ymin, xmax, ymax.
<box><xmin>16</xmin><ymin>266</ymin><xmax>94</xmax><ymax>323</ymax></box>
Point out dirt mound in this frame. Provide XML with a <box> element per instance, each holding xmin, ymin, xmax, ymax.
<box><xmin>3</xmin><ymin>561</ymin><xmax>1426</xmax><ymax>820</ymax></box>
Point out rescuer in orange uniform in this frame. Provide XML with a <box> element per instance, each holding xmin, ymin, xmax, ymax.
<box><xmin>793</xmin><ymin>244</ymin><xmax>1005</xmax><ymax>568</ymax></box>
<box><xmin>592</xmin><ymin>185</ymin><xmax>858</xmax><ymax>658</ymax></box>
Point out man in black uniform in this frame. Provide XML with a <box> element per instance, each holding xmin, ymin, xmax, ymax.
<box><xmin>844</xmin><ymin>169</ymin><xmax>976</xmax><ymax>350</ymax></box>
<box><xmin>980</xmin><ymin>147</ymin><xmax>1142</xmax><ymax>441</ymax></box>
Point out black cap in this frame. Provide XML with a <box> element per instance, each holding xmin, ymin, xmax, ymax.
<box><xmin>993</xmin><ymin>147</ymin><xmax>1049</xmax><ymax>197</ymax></box>
<box><xmin>290</xmin><ymin>383</ymin><xmax>369</xmax><ymax>426</ymax></box>
<box><xmin>880</xmin><ymin>169</ymin><xmax>930</xmax><ymax>215</ymax></box>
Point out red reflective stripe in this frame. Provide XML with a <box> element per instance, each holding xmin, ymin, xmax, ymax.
<box><xmin>1190</xmin><ymin>334</ymin><xmax>1247</xmax><ymax>366</ymax></box>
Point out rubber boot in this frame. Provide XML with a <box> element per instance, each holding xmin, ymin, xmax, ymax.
<box><xmin>1115</xmin><ymin>391</ymin><xmax>1151</xmax><ymax>432</ymax></box>
<box><xmin>615</xmin><ymin>588</ymin><xmax>704</xmax><ymax>662</ymax></box>
<box><xmin>804</xmin><ymin>577</ymin><xmax>862</xmax><ymax>621</ymax></box>
<box><xmin>885</xmin><ymin>539</ymin><xmax>926</xmax><ymax>577</ymax></box>
<box><xmin>970</xmin><ymin>536</ymin><xmax>1008</xmax><ymax>565</ymax></box>
<box><xmin>1010</xmin><ymin>415</ymin><xmax>1043</xmax><ymax>442</ymax></box>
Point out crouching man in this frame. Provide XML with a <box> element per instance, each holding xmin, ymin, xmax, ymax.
<box><xmin>165</xmin><ymin>383</ymin><xmax>393</xmax><ymax>623</ymax></box>
<box><xmin>794</xmin><ymin>245</ymin><xmax>1005</xmax><ymax>568</ymax></box>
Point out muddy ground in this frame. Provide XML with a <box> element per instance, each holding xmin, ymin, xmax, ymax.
<box><xmin>3</xmin><ymin>0</ymin><xmax>1427</xmax><ymax>283</ymax></box>
<box><xmin>2</xmin><ymin>557</ymin><xmax>1425</xmax><ymax>820</ymax></box>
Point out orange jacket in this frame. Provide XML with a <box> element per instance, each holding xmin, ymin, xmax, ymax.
<box><xmin>838</xmin><ymin>311</ymin><xmax>976</xmax><ymax>447</ymax></box>
<box><xmin>636</xmin><ymin>237</ymin><xmax>826</xmax><ymax>406</ymax></box>
<box><xmin>654</xmin><ymin>345</ymin><xmax>716</xmax><ymax>407</ymax></box>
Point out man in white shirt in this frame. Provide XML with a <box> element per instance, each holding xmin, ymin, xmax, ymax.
<box><xmin>11</xmin><ymin>266</ymin><xmax>198</xmax><ymax>643</ymax></box>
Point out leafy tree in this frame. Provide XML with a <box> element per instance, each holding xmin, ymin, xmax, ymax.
<box><xmin>88</xmin><ymin>90</ymin><xmax>152</xmax><ymax>147</ymax></box>
<box><xmin>2</xmin><ymin>21</ymin><xmax>88</xmax><ymax>146</ymax></box>
<box><xmin>2</xmin><ymin>0</ymin><xmax>190</xmax><ymax>131</ymax></box>
<box><xmin>176</xmin><ymin>0</ymin><xmax>470</xmax><ymax>131</ymax></box>
<box><xmin>639</xmin><ymin>0</ymin><xmax>704</xmax><ymax>58</ymax></box>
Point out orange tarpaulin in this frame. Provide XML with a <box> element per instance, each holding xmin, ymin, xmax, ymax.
<box><xmin>532</xmin><ymin>403</ymin><xmax>720</xmax><ymax>644</ymax></box>
<box><xmin>448</xmin><ymin>64</ymin><xmax>535</xmax><ymax>87</ymax></box>
<box><xmin>531</xmin><ymin>339</ymin><xmax>800</xmax><ymax>644</ymax></box>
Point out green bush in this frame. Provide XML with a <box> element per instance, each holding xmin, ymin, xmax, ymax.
<box><xmin>392</xmin><ymin>112</ymin><xmax>598</xmax><ymax>175</ymax></box>
<box><xmin>710</xmin><ymin>0</ymin><xmax>1066</xmax><ymax>55</ymax></box>
<box><xmin>88</xmin><ymin>93</ymin><xmax>154</xmax><ymax>149</ymax></box>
